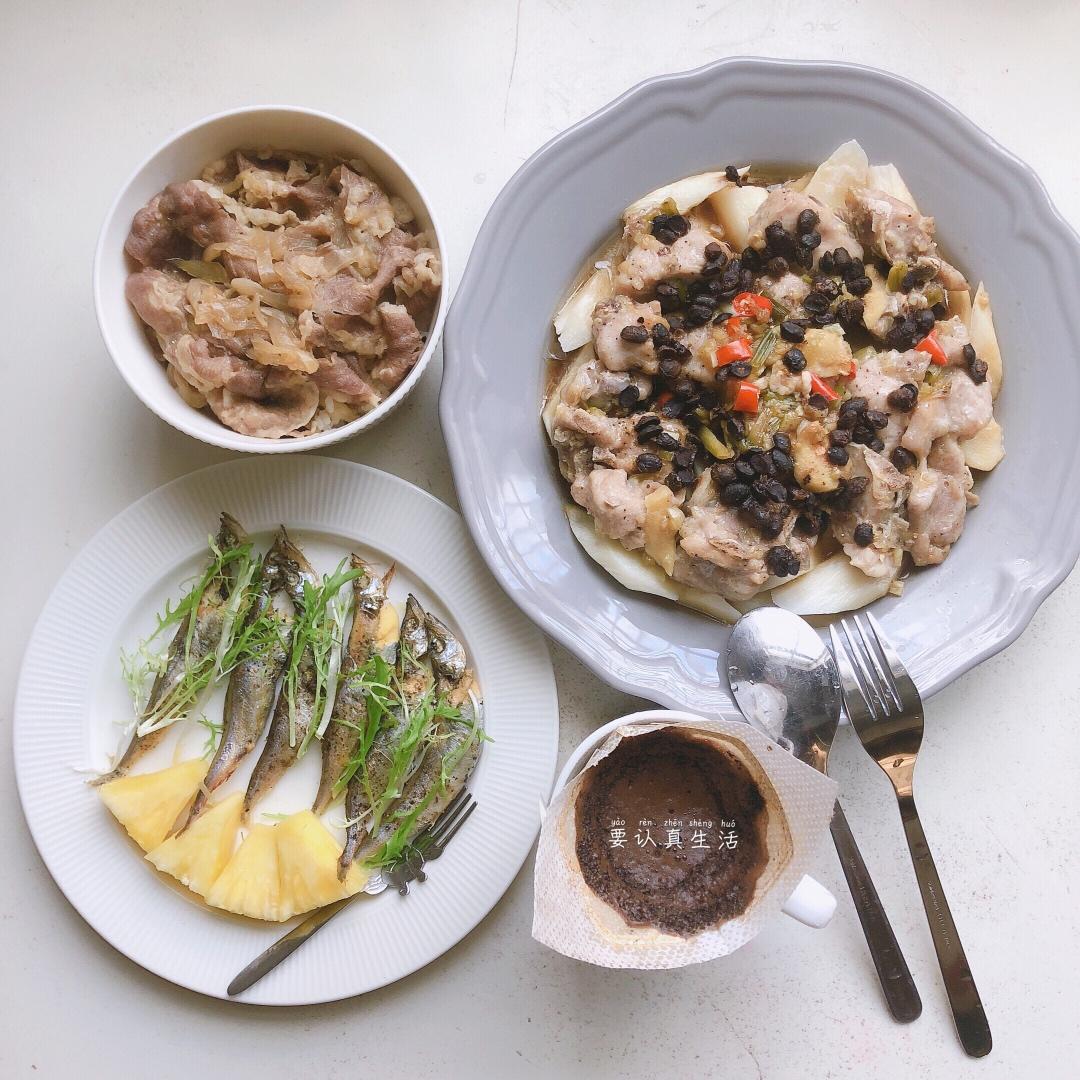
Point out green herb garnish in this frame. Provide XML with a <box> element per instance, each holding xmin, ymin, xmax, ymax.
<box><xmin>196</xmin><ymin>714</ymin><xmax>223</xmax><ymax>759</ymax></box>
<box><xmin>367</xmin><ymin>695</ymin><xmax>487</xmax><ymax>869</ymax></box>
<box><xmin>281</xmin><ymin>559</ymin><xmax>364</xmax><ymax>756</ymax></box>
<box><xmin>750</xmin><ymin>326</ymin><xmax>779</xmax><ymax>376</ymax></box>
<box><xmin>124</xmin><ymin>536</ymin><xmax>256</xmax><ymax>736</ymax></box>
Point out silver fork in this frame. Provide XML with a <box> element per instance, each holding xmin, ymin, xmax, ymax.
<box><xmin>227</xmin><ymin>790</ymin><xmax>477</xmax><ymax>996</ymax></box>
<box><xmin>830</xmin><ymin>614</ymin><xmax>991</xmax><ymax>1058</ymax></box>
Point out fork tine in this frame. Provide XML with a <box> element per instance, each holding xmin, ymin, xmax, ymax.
<box><xmin>841</xmin><ymin>617</ymin><xmax>890</xmax><ymax>717</ymax></box>
<box><xmin>864</xmin><ymin>612</ymin><xmax>918</xmax><ymax>707</ymax></box>
<box><xmin>855</xmin><ymin>614</ymin><xmax>903</xmax><ymax>712</ymax></box>
<box><xmin>409</xmin><ymin>789</ymin><xmax>470</xmax><ymax>855</ymax></box>
<box><xmin>829</xmin><ymin>623</ymin><xmax>872</xmax><ymax>719</ymax></box>
<box><xmin>426</xmin><ymin>792</ymin><xmax>473</xmax><ymax>846</ymax></box>
<box><xmin>431</xmin><ymin>788</ymin><xmax>469</xmax><ymax>833</ymax></box>
<box><xmin>429</xmin><ymin>798</ymin><xmax>476</xmax><ymax>853</ymax></box>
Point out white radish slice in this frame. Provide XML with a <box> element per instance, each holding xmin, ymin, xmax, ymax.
<box><xmin>868</xmin><ymin>164</ymin><xmax>918</xmax><ymax>211</ymax></box>
<box><xmin>771</xmin><ymin>552</ymin><xmax>893</xmax><ymax>616</ymax></box>
<box><xmin>968</xmin><ymin>283</ymin><xmax>1003</xmax><ymax>398</ymax></box>
<box><xmin>564</xmin><ymin>505</ymin><xmax>740</xmax><ymax>623</ymax></box>
<box><xmin>707</xmin><ymin>184</ymin><xmax>767</xmax><ymax>250</ymax></box>
<box><xmin>948</xmin><ymin>288</ymin><xmax>972</xmax><ymax>326</ymax></box>
<box><xmin>803</xmin><ymin>140</ymin><xmax>870</xmax><ymax>210</ymax></box>
<box><xmin>566</xmin><ymin>505</ymin><xmax>680</xmax><ymax>598</ymax></box>
<box><xmin>623</xmin><ymin>171</ymin><xmax>729</xmax><ymax>220</ymax></box>
<box><xmin>730</xmin><ymin>540</ymin><xmax>830</xmax><ymax>613</ymax></box>
<box><xmin>673</xmin><ymin>584</ymin><xmax>742</xmax><ymax>624</ymax></box>
<box><xmin>960</xmin><ymin>417</ymin><xmax>1005</xmax><ymax>471</ymax></box>
<box><xmin>553</xmin><ymin>266</ymin><xmax>613</xmax><ymax>353</ymax></box>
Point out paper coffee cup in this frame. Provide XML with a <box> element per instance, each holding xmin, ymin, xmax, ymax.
<box><xmin>533</xmin><ymin>710</ymin><xmax>838</xmax><ymax>969</ymax></box>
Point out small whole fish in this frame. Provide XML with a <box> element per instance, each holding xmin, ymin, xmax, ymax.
<box><xmin>181</xmin><ymin>548</ymin><xmax>290</xmax><ymax>829</ymax></box>
<box><xmin>338</xmin><ymin>594</ymin><xmax>433</xmax><ymax>879</ymax></box>
<box><xmin>367</xmin><ymin>613</ymin><xmax>482</xmax><ymax>856</ymax></box>
<box><xmin>92</xmin><ymin>512</ymin><xmax>248</xmax><ymax>786</ymax></box>
<box><xmin>242</xmin><ymin>530</ymin><xmax>320</xmax><ymax>816</ymax></box>
<box><xmin>312</xmin><ymin>557</ymin><xmax>396</xmax><ymax>816</ymax></box>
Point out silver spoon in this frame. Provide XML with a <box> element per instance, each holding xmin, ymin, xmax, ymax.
<box><xmin>726</xmin><ymin>607</ymin><xmax>921</xmax><ymax>1023</ymax></box>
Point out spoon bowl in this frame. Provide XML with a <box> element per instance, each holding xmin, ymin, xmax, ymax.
<box><xmin>725</xmin><ymin>608</ymin><xmax>842</xmax><ymax>772</ymax></box>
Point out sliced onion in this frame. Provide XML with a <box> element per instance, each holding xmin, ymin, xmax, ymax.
<box><xmin>623</xmin><ymin>172</ymin><xmax>729</xmax><ymax>219</ymax></box>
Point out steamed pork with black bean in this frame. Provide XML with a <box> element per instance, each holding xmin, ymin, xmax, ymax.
<box><xmin>544</xmin><ymin>141</ymin><xmax>1004</xmax><ymax>618</ymax></box>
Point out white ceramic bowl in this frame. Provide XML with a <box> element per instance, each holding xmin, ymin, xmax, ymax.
<box><xmin>94</xmin><ymin>105</ymin><xmax>448</xmax><ymax>453</ymax></box>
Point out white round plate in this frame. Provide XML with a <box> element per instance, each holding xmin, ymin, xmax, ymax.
<box><xmin>13</xmin><ymin>457</ymin><xmax>558</xmax><ymax>1005</ymax></box>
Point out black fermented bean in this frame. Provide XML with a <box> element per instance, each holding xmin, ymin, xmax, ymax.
<box><xmin>853</xmin><ymin>522</ymin><xmax>874</xmax><ymax>547</ymax></box>
<box><xmin>890</xmin><ymin>446</ymin><xmax>916</xmax><ymax>471</ymax></box>
<box><xmin>886</xmin><ymin>383</ymin><xmax>919</xmax><ymax>411</ymax></box>
<box><xmin>721</xmin><ymin>482</ymin><xmax>752</xmax><ymax>506</ymax></box>
<box><xmin>783</xmin><ymin>348</ymin><xmax>807</xmax><ymax>373</ymax></box>
<box><xmin>711</xmin><ymin>462</ymin><xmax>737</xmax><ymax>486</ymax></box>
<box><xmin>766</xmin><ymin>545</ymin><xmax>801</xmax><ymax>577</ymax></box>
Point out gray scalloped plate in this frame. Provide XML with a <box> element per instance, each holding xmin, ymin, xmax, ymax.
<box><xmin>442</xmin><ymin>57</ymin><xmax>1080</xmax><ymax>716</ymax></box>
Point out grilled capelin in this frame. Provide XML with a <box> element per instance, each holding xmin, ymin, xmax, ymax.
<box><xmin>242</xmin><ymin>529</ymin><xmax>320</xmax><ymax>816</ymax></box>
<box><xmin>181</xmin><ymin>550</ymin><xmax>290</xmax><ymax>829</ymax></box>
<box><xmin>312</xmin><ymin>558</ymin><xmax>396</xmax><ymax>815</ymax></box>
<box><xmin>92</xmin><ymin>512</ymin><xmax>248</xmax><ymax>786</ymax></box>
<box><xmin>338</xmin><ymin>594</ymin><xmax>433</xmax><ymax>879</ymax></box>
<box><xmin>367</xmin><ymin>613</ymin><xmax>482</xmax><ymax>855</ymax></box>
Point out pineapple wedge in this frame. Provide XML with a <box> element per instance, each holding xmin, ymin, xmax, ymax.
<box><xmin>98</xmin><ymin>757</ymin><xmax>208</xmax><ymax>852</ymax></box>
<box><xmin>145</xmin><ymin>792</ymin><xmax>243</xmax><ymax>898</ymax></box>
<box><xmin>206</xmin><ymin>824</ymin><xmax>284</xmax><ymax>921</ymax></box>
<box><xmin>206</xmin><ymin>812</ymin><xmax>369</xmax><ymax>922</ymax></box>
<box><xmin>276</xmin><ymin>811</ymin><xmax>368</xmax><ymax>919</ymax></box>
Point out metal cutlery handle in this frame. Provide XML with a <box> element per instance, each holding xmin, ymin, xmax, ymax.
<box><xmin>898</xmin><ymin>794</ymin><xmax>991</xmax><ymax>1058</ymax></box>
<box><xmin>227</xmin><ymin>895</ymin><xmax>356</xmax><ymax>996</ymax></box>
<box><xmin>829</xmin><ymin>801</ymin><xmax>922</xmax><ymax>1023</ymax></box>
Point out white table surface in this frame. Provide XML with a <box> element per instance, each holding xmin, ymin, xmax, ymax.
<box><xmin>3</xmin><ymin>2</ymin><xmax>1079</xmax><ymax>1076</ymax></box>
